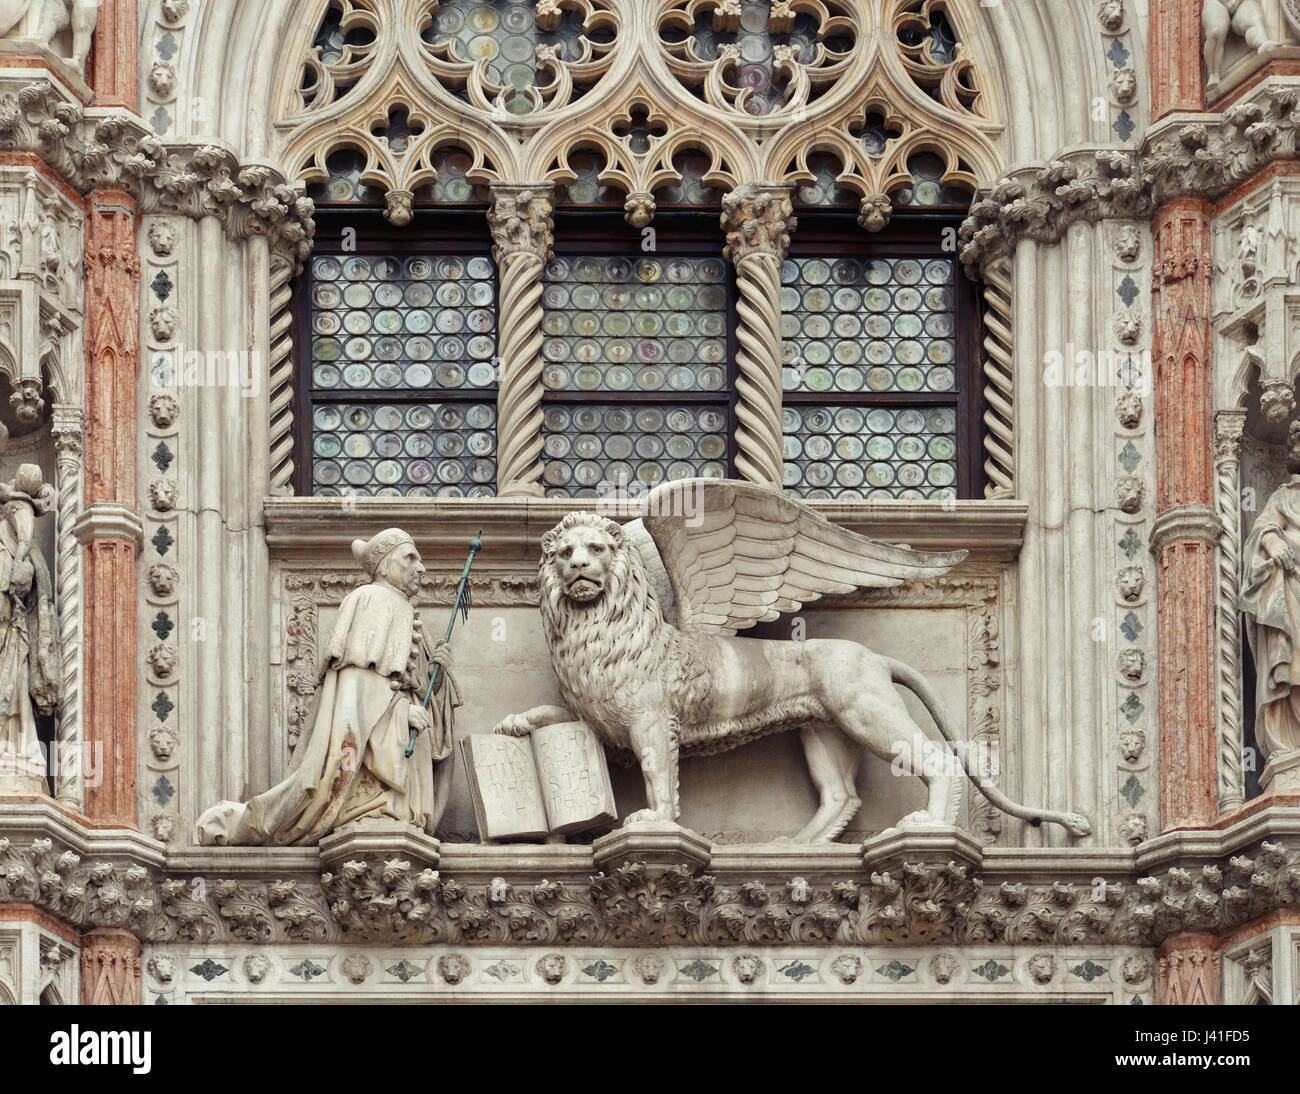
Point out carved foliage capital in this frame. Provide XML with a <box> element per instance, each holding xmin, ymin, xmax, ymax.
<box><xmin>721</xmin><ymin>183</ymin><xmax>796</xmax><ymax>264</ymax></box>
<box><xmin>487</xmin><ymin>183</ymin><xmax>555</xmax><ymax>264</ymax></box>
<box><xmin>1213</xmin><ymin>410</ymin><xmax>1247</xmax><ymax>465</ymax></box>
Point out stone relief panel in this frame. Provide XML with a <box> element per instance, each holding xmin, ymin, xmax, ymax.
<box><xmin>268</xmin><ymin>554</ymin><xmax>1011</xmax><ymax>846</ymax></box>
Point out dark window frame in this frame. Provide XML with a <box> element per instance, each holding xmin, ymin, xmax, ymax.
<box><xmin>783</xmin><ymin>209</ymin><xmax>986</xmax><ymax>500</ymax></box>
<box><xmin>292</xmin><ymin>206</ymin><xmax>496</xmax><ymax>496</ymax></box>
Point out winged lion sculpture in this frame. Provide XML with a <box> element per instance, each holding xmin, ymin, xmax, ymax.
<box><xmin>495</xmin><ymin>479</ymin><xmax>1090</xmax><ymax>842</ymax></box>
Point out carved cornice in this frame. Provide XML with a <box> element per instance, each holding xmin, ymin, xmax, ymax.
<box><xmin>0</xmin><ymin>80</ymin><xmax>314</xmax><ymax>262</ymax></box>
<box><xmin>960</xmin><ymin>83</ymin><xmax>1300</xmax><ymax>276</ymax></box>
<box><xmin>262</xmin><ymin>497</ymin><xmax>1029</xmax><ymax>562</ymax></box>
<box><xmin>8</xmin><ymin>805</ymin><xmax>1300</xmax><ymax>948</ymax></box>
<box><xmin>1149</xmin><ymin>504</ymin><xmax>1222</xmax><ymax>553</ymax></box>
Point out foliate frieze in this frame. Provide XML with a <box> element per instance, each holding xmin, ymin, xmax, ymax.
<box><xmin>0</xmin><ymin>81</ymin><xmax>314</xmax><ymax>261</ymax></box>
<box><xmin>958</xmin><ymin>151</ymin><xmax>1147</xmax><ymax>275</ymax></box>
<box><xmin>961</xmin><ymin>85</ymin><xmax>1300</xmax><ymax>275</ymax></box>
<box><xmin>10</xmin><ymin>832</ymin><xmax>1300</xmax><ymax>948</ymax></box>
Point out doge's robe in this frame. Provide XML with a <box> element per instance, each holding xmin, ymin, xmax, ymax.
<box><xmin>196</xmin><ymin>582</ymin><xmax>456</xmax><ymax>845</ymax></box>
<box><xmin>1242</xmin><ymin>476</ymin><xmax>1300</xmax><ymax>759</ymax></box>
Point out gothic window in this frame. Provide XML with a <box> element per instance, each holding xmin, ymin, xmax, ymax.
<box><xmin>296</xmin><ymin>209</ymin><xmax>499</xmax><ymax>497</ymax></box>
<box><xmin>779</xmin><ymin>215</ymin><xmax>979</xmax><ymax>500</ymax></box>
<box><xmin>540</xmin><ymin>215</ymin><xmax>734</xmax><ymax>498</ymax></box>
<box><xmin>279</xmin><ymin>0</ymin><xmax>1002</xmax><ymax>501</ymax></box>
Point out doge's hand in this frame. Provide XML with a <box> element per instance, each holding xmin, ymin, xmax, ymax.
<box><xmin>407</xmin><ymin>704</ymin><xmax>432</xmax><ymax>733</ymax></box>
<box><xmin>430</xmin><ymin>640</ymin><xmax>453</xmax><ymax>671</ymax></box>
<box><xmin>493</xmin><ymin>711</ymin><xmax>534</xmax><ymax>737</ymax></box>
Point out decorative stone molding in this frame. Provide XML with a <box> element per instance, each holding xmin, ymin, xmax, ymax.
<box><xmin>0</xmin><ymin>79</ymin><xmax>315</xmax><ymax>262</ymax></box>
<box><xmin>70</xmin><ymin>501</ymin><xmax>144</xmax><ymax>546</ymax></box>
<box><xmin>1148</xmin><ymin>504</ymin><xmax>1222</xmax><ymax>553</ymax></box>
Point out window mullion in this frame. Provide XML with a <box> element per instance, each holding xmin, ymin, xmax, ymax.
<box><xmin>721</xmin><ymin>182</ymin><xmax>797</xmax><ymax>489</ymax></box>
<box><xmin>487</xmin><ymin>182</ymin><xmax>555</xmax><ymax>498</ymax></box>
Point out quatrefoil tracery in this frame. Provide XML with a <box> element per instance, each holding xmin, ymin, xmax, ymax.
<box><xmin>657</xmin><ymin>0</ymin><xmax>858</xmax><ymax>119</ymax></box>
<box><xmin>275</xmin><ymin>0</ymin><xmax>1000</xmax><ymax>223</ymax></box>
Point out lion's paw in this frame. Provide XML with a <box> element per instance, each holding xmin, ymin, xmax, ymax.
<box><xmin>896</xmin><ymin>810</ymin><xmax>954</xmax><ymax>829</ymax></box>
<box><xmin>622</xmin><ymin>809</ymin><xmax>672</xmax><ymax>825</ymax></box>
<box><xmin>493</xmin><ymin>713</ymin><xmax>532</xmax><ymax>737</ymax></box>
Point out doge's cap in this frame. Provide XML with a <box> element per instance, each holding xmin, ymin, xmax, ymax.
<box><xmin>351</xmin><ymin>528</ymin><xmax>416</xmax><ymax>578</ymax></box>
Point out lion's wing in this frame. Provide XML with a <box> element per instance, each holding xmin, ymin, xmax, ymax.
<box><xmin>638</xmin><ymin>479</ymin><xmax>967</xmax><ymax>635</ymax></box>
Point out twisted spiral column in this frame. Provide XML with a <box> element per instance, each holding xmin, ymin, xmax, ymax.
<box><xmin>722</xmin><ymin>183</ymin><xmax>795</xmax><ymax>488</ymax></box>
<box><xmin>980</xmin><ymin>257</ymin><xmax>1015</xmax><ymax>497</ymax></box>
<box><xmin>1213</xmin><ymin>410</ymin><xmax>1246</xmax><ymax>810</ymax></box>
<box><xmin>488</xmin><ymin>183</ymin><xmax>553</xmax><ymax>496</ymax></box>
<box><xmin>267</xmin><ymin>253</ymin><xmax>296</xmax><ymax>494</ymax></box>
<box><xmin>51</xmin><ymin>405</ymin><xmax>84</xmax><ymax>809</ymax></box>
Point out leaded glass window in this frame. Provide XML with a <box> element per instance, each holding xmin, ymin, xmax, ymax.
<box><xmin>780</xmin><ymin>218</ymin><xmax>979</xmax><ymax>501</ymax></box>
<box><xmin>298</xmin><ymin>212</ymin><xmax>499</xmax><ymax>496</ymax></box>
<box><xmin>540</xmin><ymin>216</ymin><xmax>734</xmax><ymax>498</ymax></box>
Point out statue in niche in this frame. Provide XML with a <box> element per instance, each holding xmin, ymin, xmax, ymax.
<box><xmin>1242</xmin><ymin>420</ymin><xmax>1300</xmax><ymax>788</ymax></box>
<box><xmin>494</xmin><ymin>479</ymin><xmax>1091</xmax><ymax>842</ymax></box>
<box><xmin>0</xmin><ymin>442</ymin><xmax>60</xmax><ymax>796</ymax></box>
<box><xmin>196</xmin><ymin>529</ymin><xmax>459</xmax><ymax>845</ymax></box>
<box><xmin>1203</xmin><ymin>0</ymin><xmax>1278</xmax><ymax>89</ymax></box>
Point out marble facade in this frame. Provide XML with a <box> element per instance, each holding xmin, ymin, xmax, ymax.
<box><xmin>2</xmin><ymin>0</ymin><xmax>1300</xmax><ymax>1005</ymax></box>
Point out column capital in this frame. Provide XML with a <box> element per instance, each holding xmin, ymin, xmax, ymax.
<box><xmin>1212</xmin><ymin>408</ymin><xmax>1246</xmax><ymax>465</ymax></box>
<box><xmin>721</xmin><ymin>182</ymin><xmax>796</xmax><ymax>264</ymax></box>
<box><xmin>487</xmin><ymin>182</ymin><xmax>555</xmax><ymax>264</ymax></box>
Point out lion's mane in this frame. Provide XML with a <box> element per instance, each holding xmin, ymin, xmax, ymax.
<box><xmin>538</xmin><ymin>513</ymin><xmax>711</xmax><ymax>747</ymax></box>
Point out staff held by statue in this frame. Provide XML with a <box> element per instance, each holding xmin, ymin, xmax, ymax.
<box><xmin>405</xmin><ymin>532</ymin><xmax>482</xmax><ymax>759</ymax></box>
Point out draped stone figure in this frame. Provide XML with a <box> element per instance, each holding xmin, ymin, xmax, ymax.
<box><xmin>1243</xmin><ymin>420</ymin><xmax>1300</xmax><ymax>789</ymax></box>
<box><xmin>196</xmin><ymin>529</ymin><xmax>458</xmax><ymax>845</ymax></box>
<box><xmin>0</xmin><ymin>461</ymin><xmax>60</xmax><ymax>795</ymax></box>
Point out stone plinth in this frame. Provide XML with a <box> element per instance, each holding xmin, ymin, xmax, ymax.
<box><xmin>318</xmin><ymin>818</ymin><xmax>441</xmax><ymax>873</ymax></box>
<box><xmin>592</xmin><ymin>819</ymin><xmax>712</xmax><ymax>874</ymax></box>
<box><xmin>1261</xmin><ymin>749</ymin><xmax>1300</xmax><ymax>793</ymax></box>
<box><xmin>861</xmin><ymin>825</ymin><xmax>985</xmax><ymax>875</ymax></box>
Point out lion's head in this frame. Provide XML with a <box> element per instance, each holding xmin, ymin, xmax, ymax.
<box><xmin>537</xmin><ymin>512</ymin><xmax>671</xmax><ymax>728</ymax></box>
<box><xmin>540</xmin><ymin>512</ymin><xmax>627</xmax><ymax>606</ymax></box>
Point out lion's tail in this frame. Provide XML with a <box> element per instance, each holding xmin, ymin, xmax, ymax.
<box><xmin>887</xmin><ymin>658</ymin><xmax>1093</xmax><ymax>839</ymax></box>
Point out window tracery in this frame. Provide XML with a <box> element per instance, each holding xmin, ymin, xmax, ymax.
<box><xmin>271</xmin><ymin>0</ymin><xmax>1006</xmax><ymax>500</ymax></box>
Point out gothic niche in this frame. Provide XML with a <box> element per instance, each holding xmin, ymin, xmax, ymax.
<box><xmin>1238</xmin><ymin>369</ymin><xmax>1297</xmax><ymax>799</ymax></box>
<box><xmin>0</xmin><ymin>374</ymin><xmax>61</xmax><ymax>796</ymax></box>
